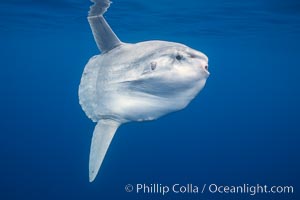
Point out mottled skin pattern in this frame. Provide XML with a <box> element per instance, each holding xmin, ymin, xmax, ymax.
<box><xmin>79</xmin><ymin>41</ymin><xmax>209</xmax><ymax>123</ymax></box>
<box><xmin>78</xmin><ymin>0</ymin><xmax>210</xmax><ymax>182</ymax></box>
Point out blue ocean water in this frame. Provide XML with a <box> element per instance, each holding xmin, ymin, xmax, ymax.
<box><xmin>0</xmin><ymin>0</ymin><xmax>299</xmax><ymax>199</ymax></box>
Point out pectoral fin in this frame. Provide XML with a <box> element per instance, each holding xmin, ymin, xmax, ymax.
<box><xmin>89</xmin><ymin>119</ymin><xmax>120</xmax><ymax>182</ymax></box>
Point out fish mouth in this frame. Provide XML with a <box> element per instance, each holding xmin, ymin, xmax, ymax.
<box><xmin>202</xmin><ymin>64</ymin><xmax>210</xmax><ymax>77</ymax></box>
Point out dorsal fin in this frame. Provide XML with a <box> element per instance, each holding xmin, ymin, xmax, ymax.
<box><xmin>88</xmin><ymin>0</ymin><xmax>122</xmax><ymax>53</ymax></box>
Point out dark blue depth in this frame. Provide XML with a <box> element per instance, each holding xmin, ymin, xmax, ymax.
<box><xmin>0</xmin><ymin>0</ymin><xmax>299</xmax><ymax>199</ymax></box>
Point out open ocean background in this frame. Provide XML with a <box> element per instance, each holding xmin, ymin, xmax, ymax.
<box><xmin>0</xmin><ymin>0</ymin><xmax>299</xmax><ymax>199</ymax></box>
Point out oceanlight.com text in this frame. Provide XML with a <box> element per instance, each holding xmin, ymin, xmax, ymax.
<box><xmin>124</xmin><ymin>183</ymin><xmax>294</xmax><ymax>196</ymax></box>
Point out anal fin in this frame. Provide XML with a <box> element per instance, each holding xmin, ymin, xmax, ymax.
<box><xmin>89</xmin><ymin>119</ymin><xmax>120</xmax><ymax>182</ymax></box>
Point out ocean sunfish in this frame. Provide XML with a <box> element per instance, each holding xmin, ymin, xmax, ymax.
<box><xmin>79</xmin><ymin>0</ymin><xmax>210</xmax><ymax>182</ymax></box>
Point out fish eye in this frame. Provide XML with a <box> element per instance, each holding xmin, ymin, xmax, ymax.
<box><xmin>150</xmin><ymin>62</ymin><xmax>157</xmax><ymax>70</ymax></box>
<box><xmin>175</xmin><ymin>54</ymin><xmax>183</xmax><ymax>61</ymax></box>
